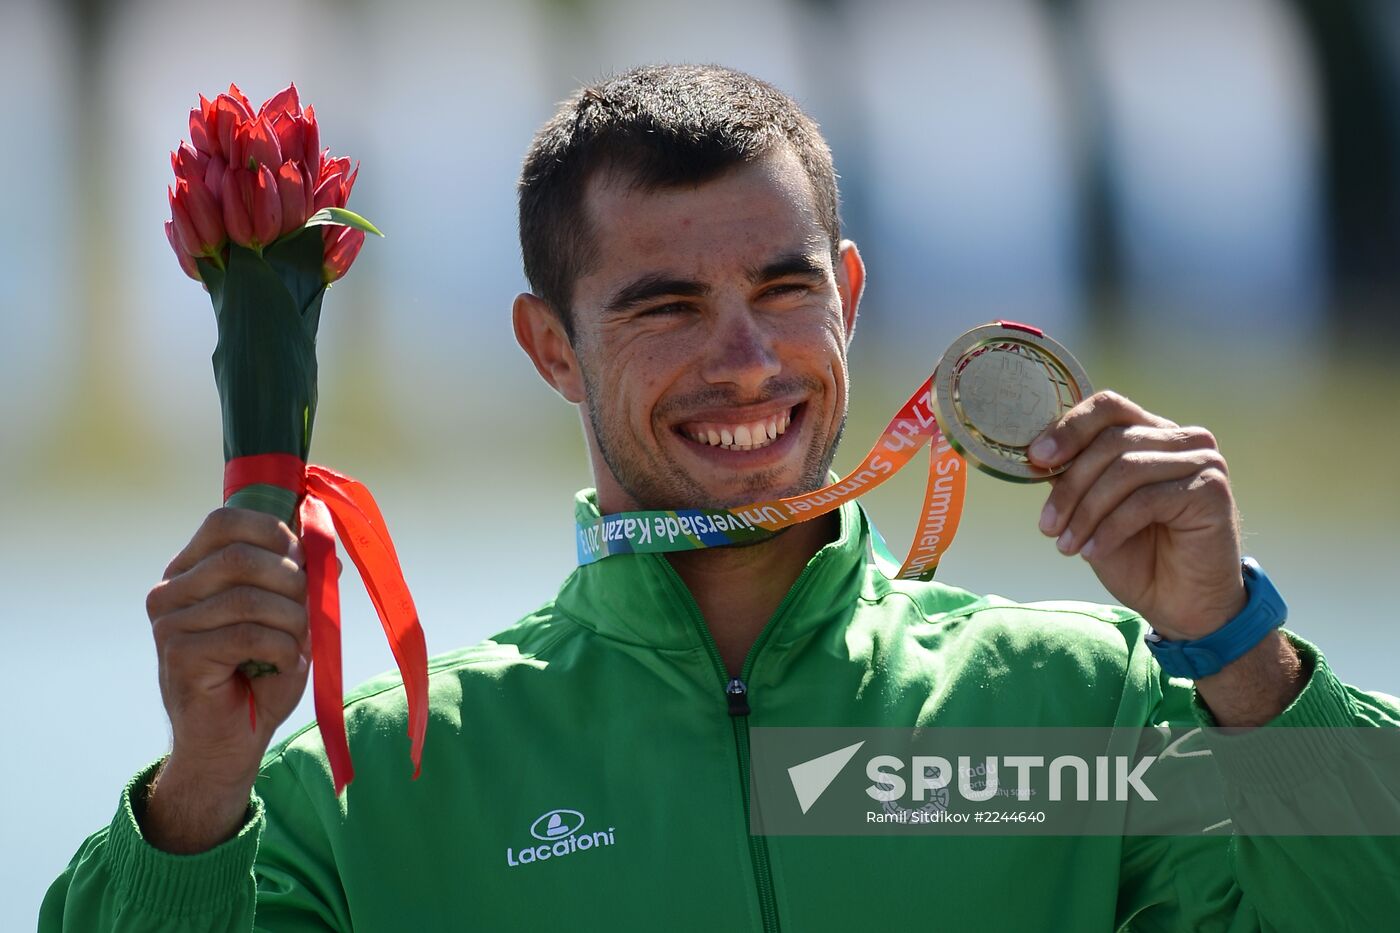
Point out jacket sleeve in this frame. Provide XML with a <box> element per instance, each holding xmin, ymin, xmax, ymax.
<box><xmin>1115</xmin><ymin>632</ymin><xmax>1400</xmax><ymax>931</ymax></box>
<box><xmin>38</xmin><ymin>760</ymin><xmax>263</xmax><ymax>932</ymax></box>
<box><xmin>39</xmin><ymin>754</ymin><xmax>348</xmax><ymax>932</ymax></box>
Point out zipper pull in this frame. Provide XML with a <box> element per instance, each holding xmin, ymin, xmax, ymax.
<box><xmin>726</xmin><ymin>677</ymin><xmax>751</xmax><ymax>717</ymax></box>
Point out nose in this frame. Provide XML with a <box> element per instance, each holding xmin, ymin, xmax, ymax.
<box><xmin>698</xmin><ymin>302</ymin><xmax>781</xmax><ymax>396</ymax></box>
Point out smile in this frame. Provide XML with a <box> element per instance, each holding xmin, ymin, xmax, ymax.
<box><xmin>676</xmin><ymin>405</ymin><xmax>797</xmax><ymax>452</ymax></box>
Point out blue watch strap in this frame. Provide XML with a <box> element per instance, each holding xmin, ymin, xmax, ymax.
<box><xmin>1144</xmin><ymin>557</ymin><xmax>1288</xmax><ymax>679</ymax></box>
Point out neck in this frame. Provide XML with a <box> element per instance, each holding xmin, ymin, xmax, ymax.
<box><xmin>665</xmin><ymin>512</ymin><xmax>838</xmax><ymax>676</ymax></box>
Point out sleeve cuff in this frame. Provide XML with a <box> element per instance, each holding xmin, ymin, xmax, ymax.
<box><xmin>1193</xmin><ymin>631</ymin><xmax>1364</xmax><ymax>790</ymax></box>
<box><xmin>107</xmin><ymin>758</ymin><xmax>265</xmax><ymax>918</ymax></box>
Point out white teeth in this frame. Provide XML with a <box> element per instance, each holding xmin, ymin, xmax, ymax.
<box><xmin>682</xmin><ymin>406</ymin><xmax>796</xmax><ymax>450</ymax></box>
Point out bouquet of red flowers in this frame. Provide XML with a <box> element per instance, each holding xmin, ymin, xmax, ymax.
<box><xmin>165</xmin><ymin>83</ymin><xmax>426</xmax><ymax>794</ymax></box>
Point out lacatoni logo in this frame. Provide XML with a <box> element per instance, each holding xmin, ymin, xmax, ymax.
<box><xmin>505</xmin><ymin>809</ymin><xmax>617</xmax><ymax>868</ymax></box>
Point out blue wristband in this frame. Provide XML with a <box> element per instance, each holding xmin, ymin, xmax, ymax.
<box><xmin>1144</xmin><ymin>557</ymin><xmax>1288</xmax><ymax>679</ymax></box>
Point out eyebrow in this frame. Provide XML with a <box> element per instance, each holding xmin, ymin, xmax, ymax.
<box><xmin>600</xmin><ymin>252</ymin><xmax>831</xmax><ymax>317</ymax></box>
<box><xmin>748</xmin><ymin>252</ymin><xmax>830</xmax><ymax>284</ymax></box>
<box><xmin>602</xmin><ymin>275</ymin><xmax>709</xmax><ymax>316</ymax></box>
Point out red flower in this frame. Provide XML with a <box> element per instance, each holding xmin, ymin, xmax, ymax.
<box><xmin>323</xmin><ymin>225</ymin><xmax>366</xmax><ymax>283</ymax></box>
<box><xmin>275</xmin><ymin>162</ymin><xmax>315</xmax><ymax>238</ymax></box>
<box><xmin>220</xmin><ymin>165</ymin><xmax>255</xmax><ymax>248</ymax></box>
<box><xmin>167</xmin><ymin>82</ymin><xmax>374</xmax><ymax>282</ymax></box>
<box><xmin>260</xmin><ymin>83</ymin><xmax>302</xmax><ymax>120</ymax></box>
<box><xmin>188</xmin><ymin>97</ymin><xmax>217</xmax><ymax>157</ymax></box>
<box><xmin>231</xmin><ymin>115</ymin><xmax>283</xmax><ymax>172</ymax></box>
<box><xmin>214</xmin><ymin>92</ymin><xmax>253</xmax><ymax>163</ymax></box>
<box><xmin>313</xmin><ymin>156</ymin><xmax>358</xmax><ymax>213</ymax></box>
<box><xmin>251</xmin><ymin>164</ymin><xmax>283</xmax><ymax>247</ymax></box>
<box><xmin>165</xmin><ymin>220</ymin><xmax>201</xmax><ymax>281</ymax></box>
<box><xmin>170</xmin><ymin>145</ymin><xmax>225</xmax><ymax>249</ymax></box>
<box><xmin>300</xmin><ymin>106</ymin><xmax>321</xmax><ymax>169</ymax></box>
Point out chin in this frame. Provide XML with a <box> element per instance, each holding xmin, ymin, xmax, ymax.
<box><xmin>693</xmin><ymin>466</ymin><xmax>820</xmax><ymax>510</ymax></box>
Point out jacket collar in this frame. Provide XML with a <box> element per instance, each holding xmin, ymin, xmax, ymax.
<box><xmin>556</xmin><ymin>488</ymin><xmax>879</xmax><ymax>652</ymax></box>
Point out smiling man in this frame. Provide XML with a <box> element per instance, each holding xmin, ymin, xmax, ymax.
<box><xmin>513</xmin><ymin>108</ymin><xmax>863</xmax><ymax>676</ymax></box>
<box><xmin>44</xmin><ymin>65</ymin><xmax>1400</xmax><ymax>932</ymax></box>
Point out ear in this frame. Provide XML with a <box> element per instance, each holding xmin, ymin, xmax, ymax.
<box><xmin>835</xmin><ymin>239</ymin><xmax>865</xmax><ymax>346</ymax></box>
<box><xmin>512</xmin><ymin>293</ymin><xmax>586</xmax><ymax>404</ymax></box>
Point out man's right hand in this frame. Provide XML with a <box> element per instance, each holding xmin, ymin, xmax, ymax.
<box><xmin>141</xmin><ymin>507</ymin><xmax>310</xmax><ymax>853</ymax></box>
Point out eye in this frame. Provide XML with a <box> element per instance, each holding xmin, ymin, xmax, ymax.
<box><xmin>762</xmin><ymin>283</ymin><xmax>813</xmax><ymax>299</ymax></box>
<box><xmin>638</xmin><ymin>302</ymin><xmax>691</xmax><ymax>317</ymax></box>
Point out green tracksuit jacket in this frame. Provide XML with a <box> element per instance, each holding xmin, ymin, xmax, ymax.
<box><xmin>41</xmin><ymin>493</ymin><xmax>1400</xmax><ymax>931</ymax></box>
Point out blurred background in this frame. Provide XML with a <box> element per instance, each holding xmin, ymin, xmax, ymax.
<box><xmin>3</xmin><ymin>0</ymin><xmax>1398</xmax><ymax>924</ymax></box>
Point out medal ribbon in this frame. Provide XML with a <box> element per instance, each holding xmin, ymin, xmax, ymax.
<box><xmin>224</xmin><ymin>453</ymin><xmax>428</xmax><ymax>795</ymax></box>
<box><xmin>577</xmin><ymin>376</ymin><xmax>968</xmax><ymax>581</ymax></box>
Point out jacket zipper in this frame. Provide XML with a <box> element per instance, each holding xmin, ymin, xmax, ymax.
<box><xmin>723</xmin><ymin>677</ymin><xmax>776</xmax><ymax>932</ymax></box>
<box><xmin>675</xmin><ymin>556</ymin><xmax>826</xmax><ymax>933</ymax></box>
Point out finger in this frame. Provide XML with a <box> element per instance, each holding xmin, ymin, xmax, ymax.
<box><xmin>162</xmin><ymin>623</ymin><xmax>305</xmax><ymax>693</ymax></box>
<box><xmin>152</xmin><ymin>585</ymin><xmax>310</xmax><ymax>653</ymax></box>
<box><xmin>164</xmin><ymin>508</ymin><xmax>299</xmax><ymax>580</ymax></box>
<box><xmin>1054</xmin><ymin>450</ymin><xmax>1229</xmax><ymax>556</ymax></box>
<box><xmin>1077</xmin><ymin>468</ymin><xmax>1233</xmax><ymax>562</ymax></box>
<box><xmin>150</xmin><ymin>542</ymin><xmax>307</xmax><ymax>618</ymax></box>
<box><xmin>1038</xmin><ymin>425</ymin><xmax>1219</xmax><ymax>538</ymax></box>
<box><xmin>1028</xmin><ymin>390</ymin><xmax>1176</xmax><ymax>469</ymax></box>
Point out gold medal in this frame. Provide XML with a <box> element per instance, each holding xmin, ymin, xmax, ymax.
<box><xmin>932</xmin><ymin>321</ymin><xmax>1092</xmax><ymax>482</ymax></box>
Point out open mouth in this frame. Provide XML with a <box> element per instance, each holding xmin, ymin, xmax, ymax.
<box><xmin>674</xmin><ymin>402</ymin><xmax>804</xmax><ymax>453</ymax></box>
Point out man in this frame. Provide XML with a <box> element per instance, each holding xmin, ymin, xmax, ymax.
<box><xmin>43</xmin><ymin>65</ymin><xmax>1399</xmax><ymax>931</ymax></box>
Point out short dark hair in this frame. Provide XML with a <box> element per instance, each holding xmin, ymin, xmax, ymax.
<box><xmin>518</xmin><ymin>64</ymin><xmax>841</xmax><ymax>338</ymax></box>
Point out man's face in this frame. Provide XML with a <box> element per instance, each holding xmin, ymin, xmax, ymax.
<box><xmin>566</xmin><ymin>147</ymin><xmax>860</xmax><ymax>511</ymax></box>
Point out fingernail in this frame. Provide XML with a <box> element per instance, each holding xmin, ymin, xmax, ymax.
<box><xmin>1038</xmin><ymin>503</ymin><xmax>1057</xmax><ymax>534</ymax></box>
<box><xmin>1056</xmin><ymin>529</ymin><xmax>1075</xmax><ymax>554</ymax></box>
<box><xmin>1030</xmin><ymin>437</ymin><xmax>1057</xmax><ymax>463</ymax></box>
<box><xmin>296</xmin><ymin>654</ymin><xmax>309</xmax><ymax>674</ymax></box>
<box><xmin>1080</xmin><ymin>537</ymin><xmax>1097</xmax><ymax>560</ymax></box>
<box><xmin>288</xmin><ymin>538</ymin><xmax>304</xmax><ymax>568</ymax></box>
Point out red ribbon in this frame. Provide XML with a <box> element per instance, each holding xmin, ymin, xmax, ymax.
<box><xmin>224</xmin><ymin>453</ymin><xmax>428</xmax><ymax>795</ymax></box>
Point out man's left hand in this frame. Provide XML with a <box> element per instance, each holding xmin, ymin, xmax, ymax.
<box><xmin>1028</xmin><ymin>390</ymin><xmax>1248</xmax><ymax>641</ymax></box>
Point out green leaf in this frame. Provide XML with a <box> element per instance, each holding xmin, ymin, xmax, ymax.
<box><xmin>208</xmin><ymin>243</ymin><xmax>320</xmax><ymax>463</ymax></box>
<box><xmin>305</xmin><ymin>207</ymin><xmax>385</xmax><ymax>237</ymax></box>
<box><xmin>264</xmin><ymin>226</ymin><xmax>330</xmax><ymax>325</ymax></box>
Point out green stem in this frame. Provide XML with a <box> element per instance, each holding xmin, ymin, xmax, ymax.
<box><xmin>224</xmin><ymin>483</ymin><xmax>299</xmax><ymax>679</ymax></box>
<box><xmin>224</xmin><ymin>483</ymin><xmax>298</xmax><ymax>522</ymax></box>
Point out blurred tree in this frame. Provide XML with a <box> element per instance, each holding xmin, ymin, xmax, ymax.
<box><xmin>790</xmin><ymin>0</ymin><xmax>875</xmax><ymax>284</ymax></box>
<box><xmin>1043</xmin><ymin>0</ymin><xmax>1125</xmax><ymax>335</ymax></box>
<box><xmin>45</xmin><ymin>0</ymin><xmax>157</xmax><ymax>476</ymax></box>
<box><xmin>1287</xmin><ymin>0</ymin><xmax>1400</xmax><ymax>342</ymax></box>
